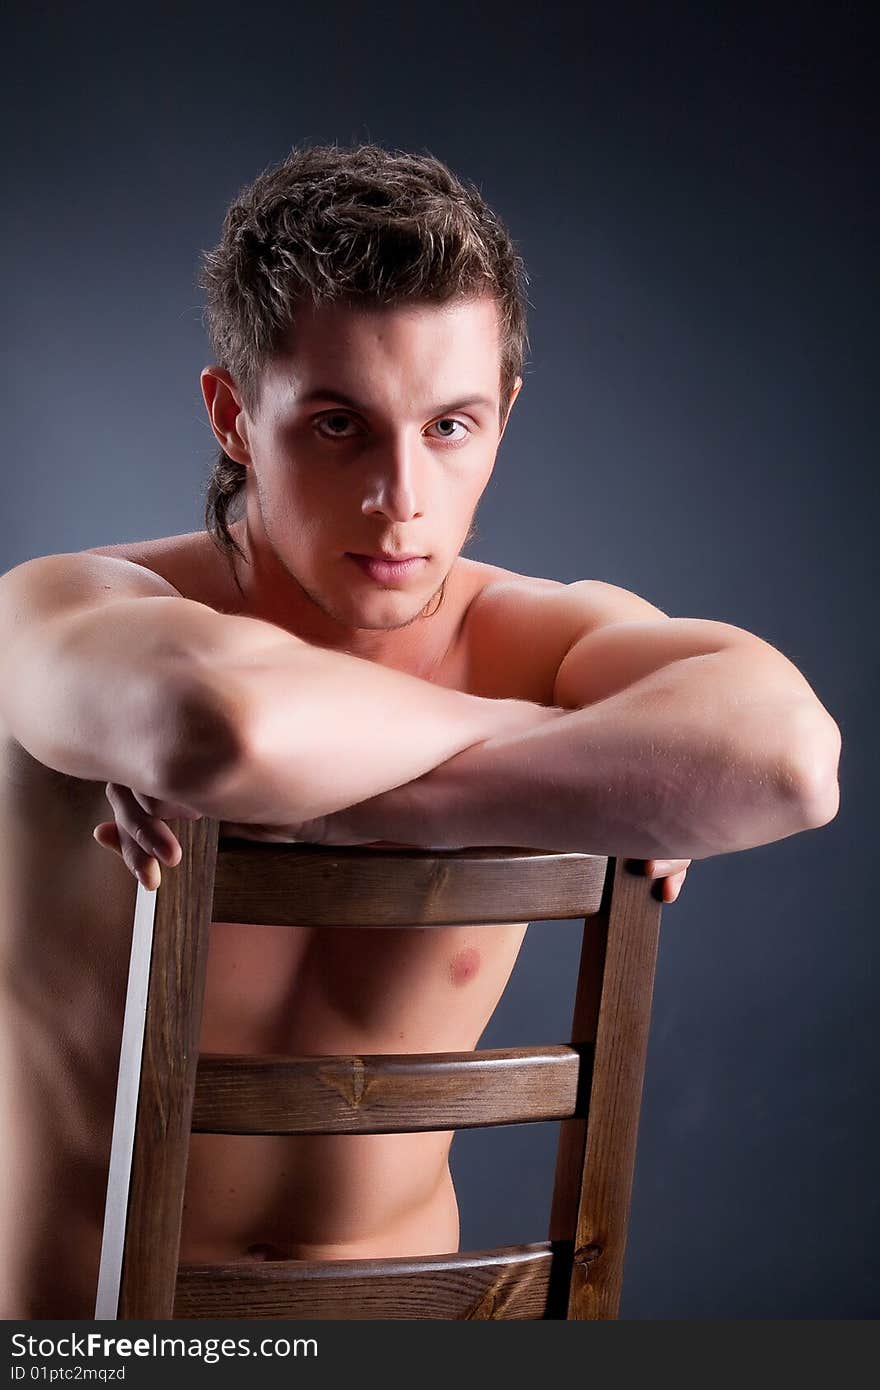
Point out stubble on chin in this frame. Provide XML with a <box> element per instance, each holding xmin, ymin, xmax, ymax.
<box><xmin>297</xmin><ymin>569</ymin><xmax>449</xmax><ymax>632</ymax></box>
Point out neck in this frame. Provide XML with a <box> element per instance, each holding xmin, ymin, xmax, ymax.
<box><xmin>224</xmin><ymin>516</ymin><xmax>464</xmax><ymax>680</ymax></box>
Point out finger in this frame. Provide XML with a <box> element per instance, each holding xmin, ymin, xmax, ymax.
<box><xmin>645</xmin><ymin>859</ymin><xmax>691</xmax><ymax>879</ymax></box>
<box><xmin>93</xmin><ymin>821</ymin><xmax>123</xmax><ymax>855</ymax></box>
<box><xmin>654</xmin><ymin>868</ymin><xmax>689</xmax><ymax>904</ymax></box>
<box><xmin>664</xmin><ymin>873</ymin><xmax>683</xmax><ymax>903</ymax></box>
<box><xmin>104</xmin><ymin>783</ymin><xmax>182</xmax><ymax>865</ymax></box>
<box><xmin>625</xmin><ymin>858</ymin><xmax>689</xmax><ymax>879</ymax></box>
<box><xmin>94</xmin><ymin>820</ymin><xmax>161</xmax><ymax>890</ymax></box>
<box><xmin>105</xmin><ymin>783</ymin><xmax>192</xmax><ymax>847</ymax></box>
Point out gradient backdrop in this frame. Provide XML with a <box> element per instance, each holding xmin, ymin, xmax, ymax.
<box><xmin>4</xmin><ymin>1</ymin><xmax>876</xmax><ymax>1318</ymax></box>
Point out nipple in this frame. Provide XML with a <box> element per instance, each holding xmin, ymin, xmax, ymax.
<box><xmin>449</xmin><ymin>945</ymin><xmax>481</xmax><ymax>987</ymax></box>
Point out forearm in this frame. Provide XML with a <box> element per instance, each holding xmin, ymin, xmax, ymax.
<box><xmin>341</xmin><ymin>653</ymin><xmax>839</xmax><ymax>860</ymax></box>
<box><xmin>174</xmin><ymin>636</ymin><xmax>558</xmax><ymax>824</ymax></box>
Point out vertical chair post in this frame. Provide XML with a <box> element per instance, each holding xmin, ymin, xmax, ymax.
<box><xmin>96</xmin><ymin>815</ymin><xmax>220</xmax><ymax>1319</ymax></box>
<box><xmin>549</xmin><ymin>856</ymin><xmax>663</xmax><ymax>1318</ymax></box>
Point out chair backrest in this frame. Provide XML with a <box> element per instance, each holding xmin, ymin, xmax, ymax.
<box><xmin>95</xmin><ymin>820</ymin><xmax>662</xmax><ymax>1320</ymax></box>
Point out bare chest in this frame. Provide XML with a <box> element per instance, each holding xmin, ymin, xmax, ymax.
<box><xmin>87</xmin><ymin>534</ymin><xmax>540</xmax><ymax>1053</ymax></box>
<box><xmin>53</xmin><ymin>533</ymin><xmax>545</xmax><ymax>1053</ymax></box>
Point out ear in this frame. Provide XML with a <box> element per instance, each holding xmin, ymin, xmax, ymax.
<box><xmin>200</xmin><ymin>366</ymin><xmax>253</xmax><ymax>466</ymax></box>
<box><xmin>499</xmin><ymin>376</ymin><xmax>523</xmax><ymax>442</ymax></box>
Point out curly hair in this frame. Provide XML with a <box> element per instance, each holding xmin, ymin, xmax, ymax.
<box><xmin>197</xmin><ymin>141</ymin><xmax>531</xmax><ymax>588</ymax></box>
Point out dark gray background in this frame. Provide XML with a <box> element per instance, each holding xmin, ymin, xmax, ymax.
<box><xmin>4</xmin><ymin>1</ymin><xmax>876</xmax><ymax>1318</ymax></box>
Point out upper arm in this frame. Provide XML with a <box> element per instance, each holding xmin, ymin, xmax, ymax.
<box><xmin>464</xmin><ymin>571</ymin><xmax>803</xmax><ymax>713</ymax></box>
<box><xmin>550</xmin><ymin>589</ymin><xmax>842</xmax><ymax>807</ymax></box>
<box><xmin>0</xmin><ymin>551</ymin><xmax>212</xmax><ymax>788</ymax></box>
<box><xmin>0</xmin><ymin>550</ymin><xmax>315</xmax><ymax>794</ymax></box>
<box><xmin>550</xmin><ymin>585</ymin><xmax>825</xmax><ymax>713</ymax></box>
<box><xmin>463</xmin><ymin>574</ymin><xmax>671</xmax><ymax>706</ymax></box>
<box><xmin>550</xmin><ymin>579</ymin><xmax>686</xmax><ymax>708</ymax></box>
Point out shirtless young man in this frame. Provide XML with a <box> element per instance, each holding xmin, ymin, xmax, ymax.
<box><xmin>0</xmin><ymin>144</ymin><xmax>841</xmax><ymax>1317</ymax></box>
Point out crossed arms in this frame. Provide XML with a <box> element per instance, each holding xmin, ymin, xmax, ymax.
<box><xmin>150</xmin><ymin>582</ymin><xmax>840</xmax><ymax>863</ymax></box>
<box><xmin>327</xmin><ymin>616</ymin><xmax>841</xmax><ymax>860</ymax></box>
<box><xmin>0</xmin><ymin>554</ymin><xmax>841</xmax><ymax>867</ymax></box>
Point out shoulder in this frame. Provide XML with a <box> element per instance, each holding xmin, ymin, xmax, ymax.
<box><xmin>84</xmin><ymin>530</ymin><xmax>210</xmax><ymax>596</ymax></box>
<box><xmin>0</xmin><ymin>545</ymin><xmax>186</xmax><ymax>624</ymax></box>
<box><xmin>83</xmin><ymin>529</ymin><xmax>251</xmax><ymax>611</ymax></box>
<box><xmin>459</xmin><ymin>563</ymin><xmax>669</xmax><ymax>703</ymax></box>
<box><xmin>0</xmin><ymin>543</ymin><xmax>188</xmax><ymax>750</ymax></box>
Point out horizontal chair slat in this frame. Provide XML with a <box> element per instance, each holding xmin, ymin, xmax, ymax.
<box><xmin>212</xmin><ymin>842</ymin><xmax>607</xmax><ymax>926</ymax></box>
<box><xmin>192</xmin><ymin>1044</ymin><xmax>592</xmax><ymax>1134</ymax></box>
<box><xmin>174</xmin><ymin>1241</ymin><xmax>560</xmax><ymax>1319</ymax></box>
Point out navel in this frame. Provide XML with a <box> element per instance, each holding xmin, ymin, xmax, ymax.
<box><xmin>449</xmin><ymin>945</ymin><xmax>481</xmax><ymax>987</ymax></box>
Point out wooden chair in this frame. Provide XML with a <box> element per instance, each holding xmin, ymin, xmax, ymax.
<box><xmin>94</xmin><ymin>821</ymin><xmax>663</xmax><ymax>1320</ymax></box>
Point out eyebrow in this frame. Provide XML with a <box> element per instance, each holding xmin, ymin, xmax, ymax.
<box><xmin>296</xmin><ymin>387</ymin><xmax>497</xmax><ymax>417</ymax></box>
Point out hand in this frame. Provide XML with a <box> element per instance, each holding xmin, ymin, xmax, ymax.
<box><xmin>93</xmin><ymin>782</ymin><xmax>204</xmax><ymax>890</ymax></box>
<box><xmin>92</xmin><ymin>783</ymin><xmax>361</xmax><ymax>890</ymax></box>
<box><xmin>626</xmin><ymin>857</ymin><xmax>692</xmax><ymax>903</ymax></box>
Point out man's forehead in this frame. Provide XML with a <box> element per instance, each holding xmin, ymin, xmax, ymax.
<box><xmin>266</xmin><ymin>295</ymin><xmax>503</xmax><ymax>404</ymax></box>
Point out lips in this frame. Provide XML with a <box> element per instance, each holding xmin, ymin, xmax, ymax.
<box><xmin>362</xmin><ymin>553</ymin><xmax>423</xmax><ymax>562</ymax></box>
<box><xmin>347</xmin><ymin>553</ymin><xmax>428</xmax><ymax>585</ymax></box>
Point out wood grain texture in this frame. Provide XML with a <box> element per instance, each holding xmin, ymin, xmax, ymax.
<box><xmin>212</xmin><ymin>839</ymin><xmax>607</xmax><ymax>926</ymax></box>
<box><xmin>107</xmin><ymin>827</ymin><xmax>663</xmax><ymax>1319</ymax></box>
<box><xmin>173</xmin><ymin>1242</ymin><xmax>559</xmax><ymax>1319</ymax></box>
<box><xmin>115</xmin><ymin>815</ymin><xmax>219</xmax><ymax>1319</ymax></box>
<box><xmin>549</xmin><ymin>856</ymin><xmax>662</xmax><ymax>1319</ymax></box>
<box><xmin>192</xmin><ymin>1044</ymin><xmax>592</xmax><ymax>1134</ymax></box>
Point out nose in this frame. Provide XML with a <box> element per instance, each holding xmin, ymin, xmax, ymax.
<box><xmin>360</xmin><ymin>435</ymin><xmax>426</xmax><ymax>523</ymax></box>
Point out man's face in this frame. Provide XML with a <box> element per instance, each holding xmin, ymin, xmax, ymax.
<box><xmin>225</xmin><ymin>294</ymin><xmax>519</xmax><ymax>637</ymax></box>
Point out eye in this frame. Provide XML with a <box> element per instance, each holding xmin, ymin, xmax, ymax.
<box><xmin>312</xmin><ymin>412</ymin><xmax>471</xmax><ymax>445</ymax></box>
<box><xmin>314</xmin><ymin>411</ymin><xmax>360</xmax><ymax>439</ymax></box>
<box><xmin>428</xmin><ymin>418</ymin><xmax>469</xmax><ymax>444</ymax></box>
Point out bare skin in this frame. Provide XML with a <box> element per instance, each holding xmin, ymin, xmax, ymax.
<box><xmin>0</xmin><ymin>531</ymin><xmax>510</xmax><ymax>1311</ymax></box>
<box><xmin>86</xmin><ymin>530</ymin><xmax>554</xmax><ymax>1265</ymax></box>
<box><xmin>0</xmin><ymin>524</ymin><xmax>686</xmax><ymax>1315</ymax></box>
<box><xmin>0</xmin><ymin>298</ymin><xmax>691</xmax><ymax>1316</ymax></box>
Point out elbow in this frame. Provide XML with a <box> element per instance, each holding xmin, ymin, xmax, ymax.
<box><xmin>153</xmin><ymin>671</ymin><xmax>248</xmax><ymax>808</ymax></box>
<box><xmin>806</xmin><ymin>776</ymin><xmax>840</xmax><ymax>829</ymax></box>
<box><xmin>800</xmin><ymin>762</ymin><xmax>841</xmax><ymax>832</ymax></box>
<box><xmin>786</xmin><ymin>709</ymin><xmax>842</xmax><ymax>831</ymax></box>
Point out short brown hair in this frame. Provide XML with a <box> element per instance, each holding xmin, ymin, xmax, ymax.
<box><xmin>197</xmin><ymin>141</ymin><xmax>531</xmax><ymax>580</ymax></box>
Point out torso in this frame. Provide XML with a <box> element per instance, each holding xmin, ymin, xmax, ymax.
<box><xmin>0</xmin><ymin>530</ymin><xmax>562</xmax><ymax>1312</ymax></box>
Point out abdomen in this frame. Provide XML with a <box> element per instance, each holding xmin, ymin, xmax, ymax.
<box><xmin>181</xmin><ymin>916</ymin><xmax>530</xmax><ymax>1259</ymax></box>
